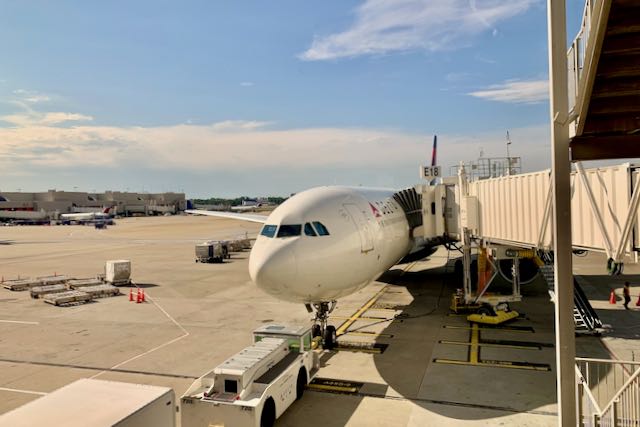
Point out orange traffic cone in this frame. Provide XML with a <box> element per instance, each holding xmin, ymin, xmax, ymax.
<box><xmin>141</xmin><ymin>289</ymin><xmax>146</xmax><ymax>303</ymax></box>
<box><xmin>609</xmin><ymin>290</ymin><xmax>616</xmax><ymax>304</ymax></box>
<box><xmin>129</xmin><ymin>288</ymin><xmax>134</xmax><ymax>302</ymax></box>
<box><xmin>136</xmin><ymin>288</ymin><xmax>141</xmax><ymax>303</ymax></box>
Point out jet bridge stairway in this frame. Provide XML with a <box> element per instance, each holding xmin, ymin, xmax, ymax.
<box><xmin>540</xmin><ymin>264</ymin><xmax>603</xmax><ymax>334</ymax></box>
<box><xmin>569</xmin><ymin>0</ymin><xmax>640</xmax><ymax>161</ymax></box>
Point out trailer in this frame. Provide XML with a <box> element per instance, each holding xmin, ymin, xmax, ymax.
<box><xmin>181</xmin><ymin>324</ymin><xmax>318</xmax><ymax>427</ymax></box>
<box><xmin>2</xmin><ymin>278</ymin><xmax>41</xmax><ymax>291</ymax></box>
<box><xmin>195</xmin><ymin>241</ymin><xmax>229</xmax><ymax>263</ymax></box>
<box><xmin>0</xmin><ymin>378</ymin><xmax>175</xmax><ymax>427</ymax></box>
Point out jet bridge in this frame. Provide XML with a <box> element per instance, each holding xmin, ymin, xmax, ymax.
<box><xmin>413</xmin><ymin>161</ymin><xmax>640</xmax><ymax>329</ymax></box>
<box><xmin>414</xmin><ymin>162</ymin><xmax>640</xmax><ymax>270</ymax></box>
<box><xmin>462</xmin><ymin>162</ymin><xmax>640</xmax><ymax>270</ymax></box>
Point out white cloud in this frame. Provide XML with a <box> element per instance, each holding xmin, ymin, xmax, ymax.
<box><xmin>0</xmin><ymin>114</ymin><xmax>552</xmax><ymax>175</ymax></box>
<box><xmin>0</xmin><ymin>111</ymin><xmax>93</xmax><ymax>126</ymax></box>
<box><xmin>300</xmin><ymin>0</ymin><xmax>536</xmax><ymax>61</ymax></box>
<box><xmin>467</xmin><ymin>79</ymin><xmax>549</xmax><ymax>104</ymax></box>
<box><xmin>210</xmin><ymin>120</ymin><xmax>271</xmax><ymax>132</ymax></box>
<box><xmin>13</xmin><ymin>89</ymin><xmax>51</xmax><ymax>103</ymax></box>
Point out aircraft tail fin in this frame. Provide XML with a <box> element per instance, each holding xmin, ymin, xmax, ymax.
<box><xmin>431</xmin><ymin>135</ymin><xmax>437</xmax><ymax>167</ymax></box>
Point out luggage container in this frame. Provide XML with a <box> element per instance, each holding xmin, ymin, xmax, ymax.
<box><xmin>104</xmin><ymin>260</ymin><xmax>131</xmax><ymax>286</ymax></box>
<box><xmin>0</xmin><ymin>378</ymin><xmax>175</xmax><ymax>427</ymax></box>
<box><xmin>195</xmin><ymin>241</ymin><xmax>228</xmax><ymax>263</ymax></box>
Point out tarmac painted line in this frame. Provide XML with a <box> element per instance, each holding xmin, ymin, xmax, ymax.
<box><xmin>146</xmin><ymin>293</ymin><xmax>189</xmax><ymax>335</ymax></box>
<box><xmin>469</xmin><ymin>323</ymin><xmax>479</xmax><ymax>364</ymax></box>
<box><xmin>0</xmin><ymin>387</ymin><xmax>47</xmax><ymax>396</ymax></box>
<box><xmin>91</xmin><ymin>291</ymin><xmax>189</xmax><ymax>379</ymax></box>
<box><xmin>336</xmin><ymin>286</ymin><xmax>389</xmax><ymax>337</ymax></box>
<box><xmin>0</xmin><ymin>358</ymin><xmax>197</xmax><ymax>379</ymax></box>
<box><xmin>0</xmin><ymin>320</ymin><xmax>39</xmax><ymax>325</ymax></box>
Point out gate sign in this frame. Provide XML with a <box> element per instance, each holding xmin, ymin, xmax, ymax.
<box><xmin>421</xmin><ymin>166</ymin><xmax>441</xmax><ymax>180</ymax></box>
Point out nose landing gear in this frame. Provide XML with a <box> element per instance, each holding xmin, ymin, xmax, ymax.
<box><xmin>306</xmin><ymin>301</ymin><xmax>337</xmax><ymax>350</ymax></box>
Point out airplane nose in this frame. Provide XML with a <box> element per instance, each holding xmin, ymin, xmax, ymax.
<box><xmin>249</xmin><ymin>244</ymin><xmax>297</xmax><ymax>300</ymax></box>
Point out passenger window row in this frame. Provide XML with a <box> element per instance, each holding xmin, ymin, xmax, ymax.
<box><xmin>260</xmin><ymin>222</ymin><xmax>330</xmax><ymax>238</ymax></box>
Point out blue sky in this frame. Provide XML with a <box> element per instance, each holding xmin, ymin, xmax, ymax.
<box><xmin>0</xmin><ymin>0</ymin><xmax>586</xmax><ymax>197</ymax></box>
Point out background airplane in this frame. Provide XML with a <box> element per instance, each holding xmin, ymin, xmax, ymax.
<box><xmin>60</xmin><ymin>207</ymin><xmax>112</xmax><ymax>224</ymax></box>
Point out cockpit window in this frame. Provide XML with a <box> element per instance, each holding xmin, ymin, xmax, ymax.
<box><xmin>277</xmin><ymin>224</ymin><xmax>302</xmax><ymax>238</ymax></box>
<box><xmin>304</xmin><ymin>223</ymin><xmax>317</xmax><ymax>236</ymax></box>
<box><xmin>260</xmin><ymin>224</ymin><xmax>277</xmax><ymax>238</ymax></box>
<box><xmin>312</xmin><ymin>221</ymin><xmax>330</xmax><ymax>236</ymax></box>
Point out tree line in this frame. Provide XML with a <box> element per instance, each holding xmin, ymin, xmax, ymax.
<box><xmin>191</xmin><ymin>196</ymin><xmax>287</xmax><ymax>206</ymax></box>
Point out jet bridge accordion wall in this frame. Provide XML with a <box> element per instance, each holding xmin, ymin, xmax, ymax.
<box><xmin>465</xmin><ymin>163</ymin><xmax>637</xmax><ymax>255</ymax></box>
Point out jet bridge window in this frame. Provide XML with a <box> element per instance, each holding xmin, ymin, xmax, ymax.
<box><xmin>277</xmin><ymin>224</ymin><xmax>302</xmax><ymax>237</ymax></box>
<box><xmin>304</xmin><ymin>223</ymin><xmax>317</xmax><ymax>236</ymax></box>
<box><xmin>312</xmin><ymin>221</ymin><xmax>330</xmax><ymax>236</ymax></box>
<box><xmin>260</xmin><ymin>224</ymin><xmax>277</xmax><ymax>238</ymax></box>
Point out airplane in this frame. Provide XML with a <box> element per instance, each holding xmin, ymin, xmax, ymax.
<box><xmin>186</xmin><ymin>137</ymin><xmax>537</xmax><ymax>348</ymax></box>
<box><xmin>188</xmin><ymin>185</ymin><xmax>443</xmax><ymax>348</ymax></box>
<box><xmin>60</xmin><ymin>207</ymin><xmax>112</xmax><ymax>224</ymax></box>
<box><xmin>230</xmin><ymin>203</ymin><xmax>264</xmax><ymax>212</ymax></box>
<box><xmin>185</xmin><ymin>138</ymin><xmax>453</xmax><ymax>349</ymax></box>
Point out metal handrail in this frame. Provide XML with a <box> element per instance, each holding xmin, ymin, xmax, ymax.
<box><xmin>576</xmin><ymin>365</ymin><xmax>603</xmax><ymax>423</ymax></box>
<box><xmin>576</xmin><ymin>358</ymin><xmax>640</xmax><ymax>426</ymax></box>
<box><xmin>567</xmin><ymin>0</ymin><xmax>595</xmax><ymax>115</ymax></box>
<box><xmin>599</xmin><ymin>368</ymin><xmax>640</xmax><ymax>427</ymax></box>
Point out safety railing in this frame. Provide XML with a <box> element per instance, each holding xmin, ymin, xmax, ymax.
<box><xmin>567</xmin><ymin>0</ymin><xmax>612</xmax><ymax>138</ymax></box>
<box><xmin>567</xmin><ymin>0</ymin><xmax>594</xmax><ymax>114</ymax></box>
<box><xmin>576</xmin><ymin>357</ymin><xmax>640</xmax><ymax>426</ymax></box>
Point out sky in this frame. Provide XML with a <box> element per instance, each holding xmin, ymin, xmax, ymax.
<box><xmin>0</xmin><ymin>0</ymin><xmax>588</xmax><ymax>198</ymax></box>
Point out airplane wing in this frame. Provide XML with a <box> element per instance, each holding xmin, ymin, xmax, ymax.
<box><xmin>185</xmin><ymin>209</ymin><xmax>267</xmax><ymax>224</ymax></box>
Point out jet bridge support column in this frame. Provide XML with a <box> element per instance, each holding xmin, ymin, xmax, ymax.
<box><xmin>547</xmin><ymin>0</ymin><xmax>576</xmax><ymax>425</ymax></box>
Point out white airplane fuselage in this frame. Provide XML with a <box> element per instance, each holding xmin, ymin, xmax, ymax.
<box><xmin>249</xmin><ymin>186</ymin><xmax>416</xmax><ymax>303</ymax></box>
<box><xmin>60</xmin><ymin>211</ymin><xmax>109</xmax><ymax>221</ymax></box>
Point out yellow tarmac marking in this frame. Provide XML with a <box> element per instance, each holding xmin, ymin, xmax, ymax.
<box><xmin>433</xmin><ymin>359</ymin><xmax>551</xmax><ymax>371</ymax></box>
<box><xmin>336</xmin><ymin>286</ymin><xmax>389</xmax><ymax>337</ymax></box>
<box><xmin>443</xmin><ymin>325</ymin><xmax>534</xmax><ymax>333</ymax></box>
<box><xmin>469</xmin><ymin>324</ymin><xmax>479</xmax><ymax>364</ymax></box>
<box><xmin>307</xmin><ymin>384</ymin><xmax>358</xmax><ymax>393</ymax></box>
<box><xmin>341</xmin><ymin>331</ymin><xmax>394</xmax><ymax>338</ymax></box>
<box><xmin>331</xmin><ymin>316</ymin><xmax>391</xmax><ymax>321</ymax></box>
<box><xmin>440</xmin><ymin>340</ymin><xmax>541</xmax><ymax>351</ymax></box>
<box><xmin>435</xmin><ymin>322</ymin><xmax>551</xmax><ymax>371</ymax></box>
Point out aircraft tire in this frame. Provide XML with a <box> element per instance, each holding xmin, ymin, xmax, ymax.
<box><xmin>323</xmin><ymin>325</ymin><xmax>337</xmax><ymax>350</ymax></box>
<box><xmin>311</xmin><ymin>324</ymin><xmax>321</xmax><ymax>338</ymax></box>
<box><xmin>260</xmin><ymin>398</ymin><xmax>275</xmax><ymax>427</ymax></box>
<box><xmin>296</xmin><ymin>367</ymin><xmax>307</xmax><ymax>400</ymax></box>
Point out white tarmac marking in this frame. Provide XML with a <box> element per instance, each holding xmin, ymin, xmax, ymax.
<box><xmin>91</xmin><ymin>290</ymin><xmax>189</xmax><ymax>379</ymax></box>
<box><xmin>0</xmin><ymin>387</ymin><xmax>47</xmax><ymax>396</ymax></box>
<box><xmin>0</xmin><ymin>320</ymin><xmax>39</xmax><ymax>325</ymax></box>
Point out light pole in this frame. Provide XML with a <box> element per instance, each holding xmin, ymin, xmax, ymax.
<box><xmin>506</xmin><ymin>131</ymin><xmax>512</xmax><ymax>176</ymax></box>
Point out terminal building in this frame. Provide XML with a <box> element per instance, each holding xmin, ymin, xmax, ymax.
<box><xmin>0</xmin><ymin>190</ymin><xmax>186</xmax><ymax>220</ymax></box>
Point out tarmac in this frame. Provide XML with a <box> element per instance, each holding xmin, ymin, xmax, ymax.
<box><xmin>0</xmin><ymin>216</ymin><xmax>638</xmax><ymax>426</ymax></box>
